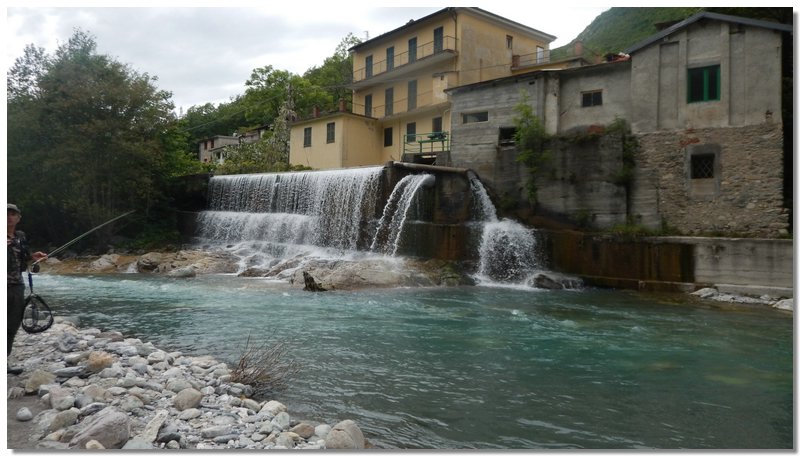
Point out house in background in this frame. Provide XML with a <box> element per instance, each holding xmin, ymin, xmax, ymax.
<box><xmin>289</xmin><ymin>7</ymin><xmax>556</xmax><ymax>169</ymax></box>
<box><xmin>446</xmin><ymin>11</ymin><xmax>791</xmax><ymax>237</ymax></box>
<box><xmin>198</xmin><ymin>124</ymin><xmax>272</xmax><ymax>164</ymax></box>
<box><xmin>198</xmin><ymin>135</ymin><xmax>239</xmax><ymax>163</ymax></box>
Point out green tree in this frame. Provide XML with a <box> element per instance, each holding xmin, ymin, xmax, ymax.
<box><xmin>7</xmin><ymin>29</ymin><xmax>189</xmax><ymax>248</ymax></box>
<box><xmin>304</xmin><ymin>33</ymin><xmax>362</xmax><ymax>111</ymax></box>
<box><xmin>513</xmin><ymin>97</ymin><xmax>551</xmax><ymax>203</ymax></box>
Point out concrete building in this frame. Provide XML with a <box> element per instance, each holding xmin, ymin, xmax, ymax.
<box><xmin>289</xmin><ymin>7</ymin><xmax>556</xmax><ymax>170</ymax></box>
<box><xmin>198</xmin><ymin>135</ymin><xmax>239</xmax><ymax>163</ymax></box>
<box><xmin>197</xmin><ymin>125</ymin><xmax>271</xmax><ymax>164</ymax></box>
<box><xmin>446</xmin><ymin>11</ymin><xmax>791</xmax><ymax>237</ymax></box>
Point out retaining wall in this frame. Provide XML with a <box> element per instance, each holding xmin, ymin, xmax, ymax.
<box><xmin>542</xmin><ymin>230</ymin><xmax>793</xmax><ymax>297</ymax></box>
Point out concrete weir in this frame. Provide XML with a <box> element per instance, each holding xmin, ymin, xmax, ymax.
<box><xmin>171</xmin><ymin>163</ymin><xmax>792</xmax><ymax>296</ymax></box>
<box><xmin>382</xmin><ymin>161</ymin><xmax>478</xmax><ymax>260</ymax></box>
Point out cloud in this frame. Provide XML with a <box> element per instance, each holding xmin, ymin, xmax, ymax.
<box><xmin>6</xmin><ymin>6</ymin><xmax>609</xmax><ymax>112</ymax></box>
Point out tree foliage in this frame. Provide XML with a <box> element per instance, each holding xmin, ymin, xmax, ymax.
<box><xmin>7</xmin><ymin>29</ymin><xmax>197</xmax><ymax>249</ymax></box>
<box><xmin>513</xmin><ymin>97</ymin><xmax>550</xmax><ymax>203</ymax></box>
<box><xmin>7</xmin><ymin>27</ymin><xmax>365</xmax><ymax>250</ymax></box>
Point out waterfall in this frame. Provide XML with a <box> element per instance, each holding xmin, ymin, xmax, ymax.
<box><xmin>194</xmin><ymin>165</ymin><xmax>549</xmax><ymax>288</ymax></box>
<box><xmin>197</xmin><ymin>167</ymin><xmax>383</xmax><ymax>258</ymax></box>
<box><xmin>468</xmin><ymin>172</ymin><xmax>498</xmax><ymax>222</ymax></box>
<box><xmin>370</xmin><ymin>174</ymin><xmax>435</xmax><ymax>256</ymax></box>
<box><xmin>468</xmin><ymin>175</ymin><xmax>542</xmax><ymax>286</ymax></box>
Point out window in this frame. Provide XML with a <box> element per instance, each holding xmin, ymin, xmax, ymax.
<box><xmin>687</xmin><ymin>144</ymin><xmax>720</xmax><ymax>199</ymax></box>
<box><xmin>691</xmin><ymin>153</ymin><xmax>715</xmax><ymax>179</ymax></box>
<box><xmin>386</xmin><ymin>47</ymin><xmax>394</xmax><ymax>71</ymax></box>
<box><xmin>365</xmin><ymin>94</ymin><xmax>372</xmax><ymax>117</ymax></box>
<box><xmin>385</xmin><ymin>88</ymin><xmax>394</xmax><ymax>116</ymax></box>
<box><xmin>365</xmin><ymin>55</ymin><xmax>373</xmax><ymax>78</ymax></box>
<box><xmin>582</xmin><ymin>90</ymin><xmax>603</xmax><ymax>107</ymax></box>
<box><xmin>407</xmin><ymin>80</ymin><xmax>417</xmax><ymax>110</ymax></box>
<box><xmin>688</xmin><ymin>65</ymin><xmax>720</xmax><ymax>103</ymax></box>
<box><xmin>408</xmin><ymin>37</ymin><xmax>417</xmax><ymax>63</ymax></box>
<box><xmin>463</xmin><ymin>111</ymin><xmax>489</xmax><ymax>123</ymax></box>
<box><xmin>406</xmin><ymin>122</ymin><xmax>417</xmax><ymax>143</ymax></box>
<box><xmin>303</xmin><ymin>127</ymin><xmax>312</xmax><ymax>147</ymax></box>
<box><xmin>499</xmin><ymin>127</ymin><xmax>517</xmax><ymax>146</ymax></box>
<box><xmin>506</xmin><ymin>35</ymin><xmax>513</xmax><ymax>49</ymax></box>
<box><xmin>432</xmin><ymin>117</ymin><xmax>443</xmax><ymax>134</ymax></box>
<box><xmin>384</xmin><ymin>127</ymin><xmax>393</xmax><ymax>147</ymax></box>
<box><xmin>536</xmin><ymin>46</ymin><xmax>545</xmax><ymax>63</ymax></box>
<box><xmin>326</xmin><ymin>122</ymin><xmax>335</xmax><ymax>144</ymax></box>
<box><xmin>433</xmin><ymin>27</ymin><xmax>444</xmax><ymax>53</ymax></box>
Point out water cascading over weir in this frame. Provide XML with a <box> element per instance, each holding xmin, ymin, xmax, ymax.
<box><xmin>190</xmin><ymin>162</ymin><xmax>545</xmax><ymax>285</ymax></box>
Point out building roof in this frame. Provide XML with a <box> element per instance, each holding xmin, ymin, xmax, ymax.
<box><xmin>349</xmin><ymin>7</ymin><xmax>556</xmax><ymax>52</ymax></box>
<box><xmin>625</xmin><ymin>11</ymin><xmax>793</xmax><ymax>55</ymax></box>
<box><xmin>445</xmin><ymin>59</ymin><xmax>630</xmax><ymax>95</ymax></box>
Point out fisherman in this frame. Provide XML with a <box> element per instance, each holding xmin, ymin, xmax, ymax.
<box><xmin>7</xmin><ymin>203</ymin><xmax>47</xmax><ymax>374</ymax></box>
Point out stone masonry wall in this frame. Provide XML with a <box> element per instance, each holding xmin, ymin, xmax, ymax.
<box><xmin>633</xmin><ymin>123</ymin><xmax>788</xmax><ymax>237</ymax></box>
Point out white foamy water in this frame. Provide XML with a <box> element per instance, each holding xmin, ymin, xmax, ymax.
<box><xmin>370</xmin><ymin>173</ymin><xmax>435</xmax><ymax>256</ymax></box>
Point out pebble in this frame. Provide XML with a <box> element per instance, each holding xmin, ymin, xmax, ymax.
<box><xmin>7</xmin><ymin>318</ymin><xmax>366</xmax><ymax>450</ymax></box>
<box><xmin>16</xmin><ymin>407</ymin><xmax>34</xmax><ymax>421</ymax></box>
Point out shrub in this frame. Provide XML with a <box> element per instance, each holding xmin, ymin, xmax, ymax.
<box><xmin>229</xmin><ymin>333</ymin><xmax>301</xmax><ymax>398</ymax></box>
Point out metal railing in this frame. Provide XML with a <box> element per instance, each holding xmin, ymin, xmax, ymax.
<box><xmin>353</xmin><ymin>90</ymin><xmax>440</xmax><ymax>118</ymax></box>
<box><xmin>512</xmin><ymin>49</ymin><xmax>552</xmax><ymax>68</ymax></box>
<box><xmin>353</xmin><ymin>36</ymin><xmax>457</xmax><ymax>82</ymax></box>
<box><xmin>402</xmin><ymin>131</ymin><xmax>450</xmax><ymax>164</ymax></box>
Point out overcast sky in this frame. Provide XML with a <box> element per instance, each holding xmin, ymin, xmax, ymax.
<box><xmin>5</xmin><ymin>4</ymin><xmax>612</xmax><ymax>114</ymax></box>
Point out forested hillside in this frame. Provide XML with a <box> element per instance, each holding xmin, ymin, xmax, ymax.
<box><xmin>551</xmin><ymin>7</ymin><xmax>792</xmax><ymax>60</ymax></box>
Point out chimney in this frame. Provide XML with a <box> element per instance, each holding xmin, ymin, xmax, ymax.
<box><xmin>313</xmin><ymin>106</ymin><xmax>320</xmax><ymax>118</ymax></box>
<box><xmin>339</xmin><ymin>98</ymin><xmax>347</xmax><ymax>112</ymax></box>
<box><xmin>574</xmin><ymin>40</ymin><xmax>583</xmax><ymax>57</ymax></box>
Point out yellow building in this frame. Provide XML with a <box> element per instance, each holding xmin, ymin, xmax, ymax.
<box><xmin>289</xmin><ymin>7</ymin><xmax>555</xmax><ymax>170</ymax></box>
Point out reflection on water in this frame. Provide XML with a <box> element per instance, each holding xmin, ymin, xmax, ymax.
<box><xmin>33</xmin><ymin>273</ymin><xmax>793</xmax><ymax>449</ymax></box>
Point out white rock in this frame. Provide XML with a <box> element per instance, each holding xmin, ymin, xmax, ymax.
<box><xmin>314</xmin><ymin>424</ymin><xmax>331</xmax><ymax>439</ymax></box>
<box><xmin>16</xmin><ymin>407</ymin><xmax>33</xmax><ymax>421</ymax></box>
<box><xmin>773</xmin><ymin>298</ymin><xmax>793</xmax><ymax>311</ymax></box>
<box><xmin>261</xmin><ymin>400</ymin><xmax>287</xmax><ymax>416</ymax></box>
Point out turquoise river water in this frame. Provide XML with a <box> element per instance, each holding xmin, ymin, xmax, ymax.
<box><xmin>31</xmin><ymin>273</ymin><xmax>793</xmax><ymax>449</ymax></box>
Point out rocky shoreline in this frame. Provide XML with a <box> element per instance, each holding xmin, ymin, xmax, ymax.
<box><xmin>6</xmin><ymin>318</ymin><xmax>368</xmax><ymax>450</ymax></box>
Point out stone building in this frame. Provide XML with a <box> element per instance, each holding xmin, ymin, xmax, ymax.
<box><xmin>447</xmin><ymin>11</ymin><xmax>792</xmax><ymax>238</ymax></box>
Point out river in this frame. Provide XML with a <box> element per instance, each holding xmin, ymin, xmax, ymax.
<box><xmin>31</xmin><ymin>273</ymin><xmax>793</xmax><ymax>449</ymax></box>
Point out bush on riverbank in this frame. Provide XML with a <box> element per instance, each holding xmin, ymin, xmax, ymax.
<box><xmin>230</xmin><ymin>334</ymin><xmax>301</xmax><ymax>398</ymax></box>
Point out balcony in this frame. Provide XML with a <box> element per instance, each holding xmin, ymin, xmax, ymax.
<box><xmin>351</xmin><ymin>36</ymin><xmax>458</xmax><ymax>90</ymax></box>
<box><xmin>511</xmin><ymin>49</ymin><xmax>552</xmax><ymax>70</ymax></box>
<box><xmin>353</xmin><ymin>90</ymin><xmax>449</xmax><ymax>119</ymax></box>
<box><xmin>402</xmin><ymin>131</ymin><xmax>450</xmax><ymax>165</ymax></box>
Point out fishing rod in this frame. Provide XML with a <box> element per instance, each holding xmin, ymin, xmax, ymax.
<box><xmin>32</xmin><ymin>210</ymin><xmax>136</xmax><ymax>266</ymax></box>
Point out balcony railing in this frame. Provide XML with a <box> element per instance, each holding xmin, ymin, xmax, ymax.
<box><xmin>353</xmin><ymin>36</ymin><xmax>457</xmax><ymax>83</ymax></box>
<box><xmin>402</xmin><ymin>131</ymin><xmax>450</xmax><ymax>165</ymax></box>
<box><xmin>354</xmin><ymin>90</ymin><xmax>446</xmax><ymax>119</ymax></box>
<box><xmin>512</xmin><ymin>49</ymin><xmax>552</xmax><ymax>68</ymax></box>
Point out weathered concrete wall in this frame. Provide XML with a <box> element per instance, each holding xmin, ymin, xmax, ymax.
<box><xmin>542</xmin><ymin>230</ymin><xmax>792</xmax><ymax>297</ymax></box>
<box><xmin>673</xmin><ymin>236</ymin><xmax>793</xmax><ymax>294</ymax></box>
<box><xmin>533</xmin><ymin>133</ymin><xmax>629</xmax><ymax>228</ymax></box>
<box><xmin>449</xmin><ymin>72</ymin><xmax>541</xmax><ymax>200</ymax></box>
<box><xmin>557</xmin><ymin>62</ymin><xmax>631</xmax><ymax>134</ymax></box>
<box><xmin>629</xmin><ymin>21</ymin><xmax>784</xmax><ymax>133</ymax></box>
<box><xmin>632</xmin><ymin>123</ymin><xmax>788</xmax><ymax>237</ymax></box>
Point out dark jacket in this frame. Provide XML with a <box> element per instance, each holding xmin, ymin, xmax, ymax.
<box><xmin>7</xmin><ymin>230</ymin><xmax>31</xmax><ymax>286</ymax></box>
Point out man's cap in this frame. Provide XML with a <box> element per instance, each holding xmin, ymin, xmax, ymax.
<box><xmin>7</xmin><ymin>203</ymin><xmax>21</xmax><ymax>214</ymax></box>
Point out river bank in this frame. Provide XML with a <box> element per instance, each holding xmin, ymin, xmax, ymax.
<box><xmin>6</xmin><ymin>318</ymin><xmax>369</xmax><ymax>450</ymax></box>
<box><xmin>40</xmin><ymin>248</ymin><xmax>794</xmax><ymax>311</ymax></box>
